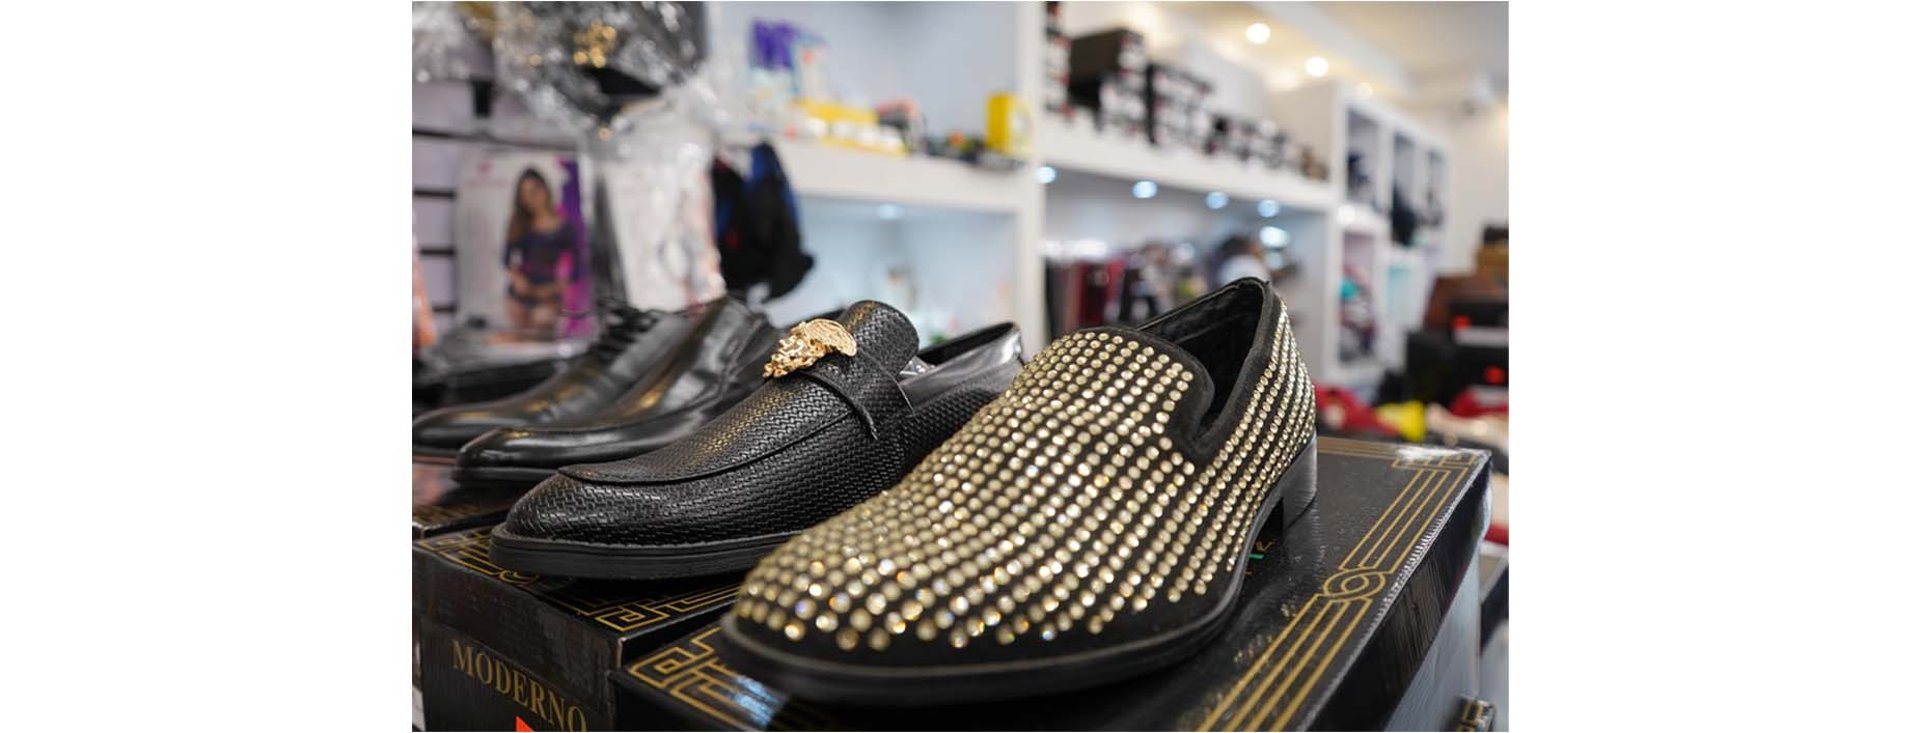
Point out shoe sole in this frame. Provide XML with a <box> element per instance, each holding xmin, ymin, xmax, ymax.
<box><xmin>448</xmin><ymin>465</ymin><xmax>555</xmax><ymax>490</ymax></box>
<box><xmin>715</xmin><ymin>435</ymin><xmax>1319</xmax><ymax>705</ymax></box>
<box><xmin>487</xmin><ymin>526</ymin><xmax>801</xmax><ymax>580</ymax></box>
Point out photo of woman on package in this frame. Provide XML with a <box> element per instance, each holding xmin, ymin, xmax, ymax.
<box><xmin>502</xmin><ymin>168</ymin><xmax>579</xmax><ymax>334</ymax></box>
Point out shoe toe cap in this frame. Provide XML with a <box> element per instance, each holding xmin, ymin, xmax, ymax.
<box><xmin>497</xmin><ymin>474</ymin><xmax>623</xmax><ymax>543</ymax></box>
<box><xmin>412</xmin><ymin>406</ymin><xmax>522</xmax><ymax>451</ymax></box>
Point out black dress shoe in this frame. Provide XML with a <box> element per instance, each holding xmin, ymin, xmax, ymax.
<box><xmin>487</xmin><ymin>301</ymin><xmax>1024</xmax><ymax>579</ymax></box>
<box><xmin>716</xmin><ymin>279</ymin><xmax>1317</xmax><ymax>705</ymax></box>
<box><xmin>410</xmin><ymin>301</ymin><xmax>695</xmax><ymax>459</ymax></box>
<box><xmin>449</xmin><ymin>298</ymin><xmax>790</xmax><ymax>489</ymax></box>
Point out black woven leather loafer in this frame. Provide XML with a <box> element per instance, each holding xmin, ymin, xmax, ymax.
<box><xmin>410</xmin><ymin>301</ymin><xmax>695</xmax><ymax>459</ymax></box>
<box><xmin>717</xmin><ymin>279</ymin><xmax>1316</xmax><ymax>704</ymax></box>
<box><xmin>448</xmin><ymin>298</ymin><xmax>787</xmax><ymax>489</ymax></box>
<box><xmin>488</xmin><ymin>301</ymin><xmax>1024</xmax><ymax>579</ymax></box>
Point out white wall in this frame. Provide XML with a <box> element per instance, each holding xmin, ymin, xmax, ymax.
<box><xmin>708</xmin><ymin>2</ymin><xmax>1017</xmax><ymax>136</ymax></box>
<box><xmin>1432</xmin><ymin>101</ymin><xmax>1508</xmax><ymax>274</ymax></box>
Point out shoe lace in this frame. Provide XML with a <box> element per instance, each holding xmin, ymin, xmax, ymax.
<box><xmin>574</xmin><ymin>298</ymin><xmax>662</xmax><ymax>360</ymax></box>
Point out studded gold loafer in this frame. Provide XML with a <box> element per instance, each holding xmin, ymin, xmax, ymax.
<box><xmin>716</xmin><ymin>278</ymin><xmax>1318</xmax><ymax>704</ymax></box>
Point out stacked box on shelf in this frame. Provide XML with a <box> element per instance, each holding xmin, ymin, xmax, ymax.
<box><xmin>1145</xmin><ymin>62</ymin><xmax>1212</xmax><ymax>152</ymax></box>
<box><xmin>1208</xmin><ymin>113</ymin><xmax>1251</xmax><ymax>161</ymax></box>
<box><xmin>1249</xmin><ymin>118</ymin><xmax>1288</xmax><ymax>169</ymax></box>
<box><xmin>1067</xmin><ymin>28</ymin><xmax>1147</xmax><ymax>136</ymax></box>
<box><xmin>1041</xmin><ymin>0</ymin><xmax>1070</xmax><ymax>118</ymax></box>
<box><xmin>1042</xmin><ymin>30</ymin><xmax>1072</xmax><ymax>119</ymax></box>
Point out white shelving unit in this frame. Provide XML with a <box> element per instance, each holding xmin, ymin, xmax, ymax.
<box><xmin>691</xmin><ymin>2</ymin><xmax>1452</xmax><ymax>389</ymax></box>
<box><xmin>772</xmin><ymin>140</ymin><xmax>1027</xmax><ymax>214</ymax></box>
<box><xmin>1037</xmin><ymin>117</ymin><xmax>1335</xmax><ymax>210</ymax></box>
<box><xmin>1269</xmin><ymin>77</ymin><xmax>1451</xmax><ymax>391</ymax></box>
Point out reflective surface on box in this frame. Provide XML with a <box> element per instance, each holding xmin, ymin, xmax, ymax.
<box><xmin>411</xmin><ymin>462</ymin><xmax>529</xmax><ymax>530</ymax></box>
<box><xmin>419</xmin><ymin>526</ymin><xmax>740</xmax><ymax>633</ymax></box>
<box><xmin>620</xmin><ymin>438</ymin><xmax>1490</xmax><ymax>731</ymax></box>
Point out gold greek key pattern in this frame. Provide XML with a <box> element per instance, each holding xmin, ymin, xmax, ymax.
<box><xmin>627</xmin><ymin>627</ymin><xmax>837</xmax><ymax>731</ymax></box>
<box><xmin>421</xmin><ymin>529</ymin><xmax>739</xmax><ymax>632</ymax></box>
<box><xmin>546</xmin><ymin>583</ymin><xmax>741</xmax><ymax>633</ymax></box>
<box><xmin>1194</xmin><ymin>444</ymin><xmax>1475</xmax><ymax>731</ymax></box>
<box><xmin>420</xmin><ymin>528</ymin><xmax>539</xmax><ymax>586</ymax></box>
<box><xmin>1455</xmin><ymin>698</ymin><xmax>1496</xmax><ymax>731</ymax></box>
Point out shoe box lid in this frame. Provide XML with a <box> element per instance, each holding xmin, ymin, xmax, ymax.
<box><xmin>413</xmin><ymin>527</ymin><xmax>739</xmax><ymax>730</ymax></box>
<box><xmin>412</xmin><ymin>462</ymin><xmax>526</xmax><ymax>540</ymax></box>
<box><xmin>609</xmin><ymin>437</ymin><xmax>1491</xmax><ymax>731</ymax></box>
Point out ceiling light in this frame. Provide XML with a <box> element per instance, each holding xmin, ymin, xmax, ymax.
<box><xmin>1206</xmin><ymin>192</ymin><xmax>1229</xmax><ymax>210</ymax></box>
<box><xmin>1245</xmin><ymin>23</ymin><xmax>1271</xmax><ymax>44</ymax></box>
<box><xmin>877</xmin><ymin>204</ymin><xmax>902</xmax><ymax>220</ymax></box>
<box><xmin>1132</xmin><ymin>180</ymin><xmax>1158</xmax><ymax>199</ymax></box>
<box><xmin>1305</xmin><ymin>56</ymin><xmax>1329</xmax><ymax>78</ymax></box>
<box><xmin>1257</xmin><ymin>199</ymin><xmax>1281</xmax><ymax>217</ymax></box>
<box><xmin>1035</xmin><ymin>165</ymin><xmax>1057</xmax><ymax>184</ymax></box>
<box><xmin>1260</xmin><ymin>226</ymin><xmax>1290</xmax><ymax>247</ymax></box>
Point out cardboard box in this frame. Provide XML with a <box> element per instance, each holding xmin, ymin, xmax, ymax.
<box><xmin>416</xmin><ymin>527</ymin><xmax>741</xmax><ymax>730</ymax></box>
<box><xmin>612</xmin><ymin>437</ymin><xmax>1490</xmax><ymax>730</ymax></box>
<box><xmin>414</xmin><ymin>461</ymin><xmax>537</xmax><ymax>728</ymax></box>
<box><xmin>413</xmin><ymin>462</ymin><xmax>530</xmax><ymax>540</ymax></box>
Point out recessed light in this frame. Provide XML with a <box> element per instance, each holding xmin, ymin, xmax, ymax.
<box><xmin>1206</xmin><ymin>192</ymin><xmax>1229</xmax><ymax>210</ymax></box>
<box><xmin>1258</xmin><ymin>199</ymin><xmax>1281</xmax><ymax>217</ymax></box>
<box><xmin>1036</xmin><ymin>165</ymin><xmax>1057</xmax><ymax>184</ymax></box>
<box><xmin>1245</xmin><ymin>23</ymin><xmax>1271</xmax><ymax>44</ymax></box>
<box><xmin>1132</xmin><ymin>180</ymin><xmax>1158</xmax><ymax>199</ymax></box>
<box><xmin>1305</xmin><ymin>56</ymin><xmax>1329</xmax><ymax>78</ymax></box>
<box><xmin>1260</xmin><ymin>226</ymin><xmax>1289</xmax><ymax>247</ymax></box>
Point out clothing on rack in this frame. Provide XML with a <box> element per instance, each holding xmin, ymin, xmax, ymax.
<box><xmin>1043</xmin><ymin>246</ymin><xmax>1185</xmax><ymax>339</ymax></box>
<box><xmin>712</xmin><ymin>142</ymin><xmax>813</xmax><ymax>298</ymax></box>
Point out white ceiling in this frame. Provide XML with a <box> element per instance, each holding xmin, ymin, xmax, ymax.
<box><xmin>1314</xmin><ymin>2</ymin><xmax>1508</xmax><ymax>89</ymax></box>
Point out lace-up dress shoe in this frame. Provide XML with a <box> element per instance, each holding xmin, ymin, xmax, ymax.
<box><xmin>410</xmin><ymin>302</ymin><xmax>694</xmax><ymax>459</ymax></box>
<box><xmin>487</xmin><ymin>301</ymin><xmax>1024</xmax><ymax>579</ymax></box>
<box><xmin>717</xmin><ymin>279</ymin><xmax>1317</xmax><ymax>704</ymax></box>
<box><xmin>449</xmin><ymin>299</ymin><xmax>791</xmax><ymax>489</ymax></box>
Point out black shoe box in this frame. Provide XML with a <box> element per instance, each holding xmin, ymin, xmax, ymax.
<box><xmin>610</xmin><ymin>437</ymin><xmax>1490</xmax><ymax>731</ymax></box>
<box><xmin>413</xmin><ymin>463</ymin><xmax>530</xmax><ymax>540</ymax></box>
<box><xmin>414</xmin><ymin>462</ymin><xmax>537</xmax><ymax>728</ymax></box>
<box><xmin>415</xmin><ymin>527</ymin><xmax>741</xmax><ymax>730</ymax></box>
<box><xmin>1067</xmin><ymin>28</ymin><xmax>1147</xmax><ymax>86</ymax></box>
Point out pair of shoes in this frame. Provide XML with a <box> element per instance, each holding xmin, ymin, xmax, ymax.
<box><xmin>412</xmin><ymin>297</ymin><xmax>842</xmax><ymax>489</ymax></box>
<box><xmin>487</xmin><ymin>300</ymin><xmax>1026</xmax><ymax>579</ymax></box>
<box><xmin>409</xmin><ymin>300</ymin><xmax>696</xmax><ymax>459</ymax></box>
<box><xmin>489</xmin><ymin>279</ymin><xmax>1318</xmax><ymax>705</ymax></box>
<box><xmin>449</xmin><ymin>298</ymin><xmax>789</xmax><ymax>489</ymax></box>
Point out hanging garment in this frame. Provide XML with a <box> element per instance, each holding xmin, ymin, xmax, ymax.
<box><xmin>712</xmin><ymin>142</ymin><xmax>813</xmax><ymax>297</ymax></box>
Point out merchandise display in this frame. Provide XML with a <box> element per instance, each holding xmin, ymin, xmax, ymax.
<box><xmin>719</xmin><ymin>279</ymin><xmax>1318</xmax><ymax>704</ymax></box>
<box><xmin>409</xmin><ymin>3</ymin><xmax>1510</xmax><ymax>729</ymax></box>
<box><xmin>487</xmin><ymin>302</ymin><xmax>1024</xmax><ymax>579</ymax></box>
<box><xmin>411</xmin><ymin>302</ymin><xmax>695</xmax><ymax>458</ymax></box>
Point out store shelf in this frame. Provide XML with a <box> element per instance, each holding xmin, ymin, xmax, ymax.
<box><xmin>1343</xmin><ymin>206</ymin><xmax>1389</xmax><ymax>235</ymax></box>
<box><xmin>773</xmin><ymin>140</ymin><xmax>1028</xmax><ymax>214</ymax></box>
<box><xmin>1037</xmin><ymin>117</ymin><xmax>1336</xmax><ymax>212</ymax></box>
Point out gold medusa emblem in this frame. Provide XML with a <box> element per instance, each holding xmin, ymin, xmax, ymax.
<box><xmin>763</xmin><ymin>319</ymin><xmax>859</xmax><ymax>378</ymax></box>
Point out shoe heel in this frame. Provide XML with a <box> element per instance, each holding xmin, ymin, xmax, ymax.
<box><xmin>1275</xmin><ymin>435</ymin><xmax>1319</xmax><ymax>530</ymax></box>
